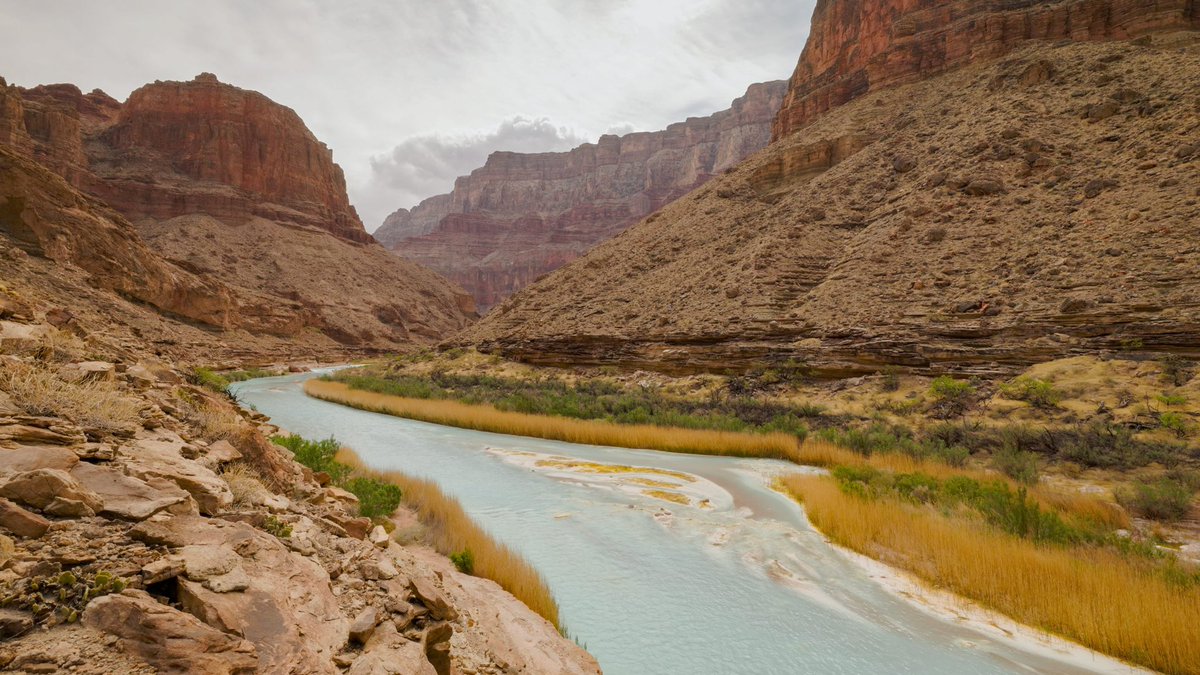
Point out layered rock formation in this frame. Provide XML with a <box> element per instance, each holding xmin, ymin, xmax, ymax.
<box><xmin>459</xmin><ymin>29</ymin><xmax>1200</xmax><ymax>376</ymax></box>
<box><xmin>774</xmin><ymin>0</ymin><xmax>1200</xmax><ymax>138</ymax></box>
<box><xmin>377</xmin><ymin>81</ymin><xmax>787</xmax><ymax>312</ymax></box>
<box><xmin>1</xmin><ymin>74</ymin><xmax>474</xmax><ymax>352</ymax></box>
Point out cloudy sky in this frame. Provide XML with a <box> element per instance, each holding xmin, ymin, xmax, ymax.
<box><xmin>0</xmin><ymin>0</ymin><xmax>812</xmax><ymax>230</ymax></box>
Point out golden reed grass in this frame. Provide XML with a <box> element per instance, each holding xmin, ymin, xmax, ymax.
<box><xmin>309</xmin><ymin>380</ymin><xmax>1126</xmax><ymax>529</ymax></box>
<box><xmin>782</xmin><ymin>474</ymin><xmax>1200</xmax><ymax>675</ymax></box>
<box><xmin>336</xmin><ymin>448</ymin><xmax>561</xmax><ymax>630</ymax></box>
<box><xmin>306</xmin><ymin>379</ymin><xmax>799</xmax><ymax>459</ymax></box>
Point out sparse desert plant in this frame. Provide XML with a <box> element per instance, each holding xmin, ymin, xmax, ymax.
<box><xmin>998</xmin><ymin>376</ymin><xmax>1062</xmax><ymax>408</ymax></box>
<box><xmin>341</xmin><ymin>476</ymin><xmax>403</xmax><ymax>519</ymax></box>
<box><xmin>1116</xmin><ymin>478</ymin><xmax>1196</xmax><ymax>522</ymax></box>
<box><xmin>879</xmin><ymin>366</ymin><xmax>901</xmax><ymax>392</ymax></box>
<box><xmin>450</xmin><ymin>549</ymin><xmax>475</xmax><ymax>574</ymax></box>
<box><xmin>991</xmin><ymin>446</ymin><xmax>1040</xmax><ymax>485</ymax></box>
<box><xmin>220</xmin><ymin>463</ymin><xmax>270</xmax><ymax>507</ymax></box>
<box><xmin>190</xmin><ymin>401</ymin><xmax>241</xmax><ymax>441</ymax></box>
<box><xmin>1157</xmin><ymin>392</ymin><xmax>1188</xmax><ymax>406</ymax></box>
<box><xmin>261</xmin><ymin>515</ymin><xmax>292</xmax><ymax>539</ymax></box>
<box><xmin>190</xmin><ymin>367</ymin><xmax>231</xmax><ymax>393</ymax></box>
<box><xmin>927</xmin><ymin>375</ymin><xmax>976</xmax><ymax>417</ymax></box>
<box><xmin>1159</xmin><ymin>412</ymin><xmax>1189</xmax><ymax>438</ymax></box>
<box><xmin>272</xmin><ymin>434</ymin><xmax>351</xmax><ymax>483</ymax></box>
<box><xmin>0</xmin><ymin>361</ymin><xmax>141</xmax><ymax>435</ymax></box>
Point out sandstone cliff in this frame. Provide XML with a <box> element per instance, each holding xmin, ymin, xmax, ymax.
<box><xmin>774</xmin><ymin>0</ymin><xmax>1200</xmax><ymax>138</ymax></box>
<box><xmin>458</xmin><ymin>27</ymin><xmax>1200</xmax><ymax>376</ymax></box>
<box><xmin>377</xmin><ymin>81</ymin><xmax>787</xmax><ymax>312</ymax></box>
<box><xmin>1</xmin><ymin>74</ymin><xmax>474</xmax><ymax>352</ymax></box>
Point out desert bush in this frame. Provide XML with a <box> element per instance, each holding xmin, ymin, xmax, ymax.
<box><xmin>998</xmin><ymin>377</ymin><xmax>1062</xmax><ymax>408</ymax></box>
<box><xmin>342</xmin><ymin>476</ymin><xmax>403</xmax><ymax>519</ymax></box>
<box><xmin>1160</xmin><ymin>355</ymin><xmax>1194</xmax><ymax>387</ymax></box>
<box><xmin>879</xmin><ymin>366</ymin><xmax>901</xmax><ymax>392</ymax></box>
<box><xmin>1159</xmin><ymin>412</ymin><xmax>1189</xmax><ymax>438</ymax></box>
<box><xmin>1157</xmin><ymin>392</ymin><xmax>1188</xmax><ymax>406</ymax></box>
<box><xmin>1116</xmin><ymin>479</ymin><xmax>1196</xmax><ymax>522</ymax></box>
<box><xmin>992</xmin><ymin>447</ymin><xmax>1040</xmax><ymax>485</ymax></box>
<box><xmin>189</xmin><ymin>401</ymin><xmax>241</xmax><ymax>441</ymax></box>
<box><xmin>271</xmin><ymin>434</ymin><xmax>401</xmax><ymax>519</ymax></box>
<box><xmin>220</xmin><ymin>463</ymin><xmax>270</xmax><ymax>507</ymax></box>
<box><xmin>450</xmin><ymin>550</ymin><xmax>475</xmax><ymax>574</ymax></box>
<box><xmin>927</xmin><ymin>376</ymin><xmax>976</xmax><ymax>417</ymax></box>
<box><xmin>272</xmin><ymin>434</ymin><xmax>351</xmax><ymax>483</ymax></box>
<box><xmin>0</xmin><ymin>361</ymin><xmax>141</xmax><ymax>435</ymax></box>
<box><xmin>189</xmin><ymin>367</ymin><xmax>231</xmax><ymax>393</ymax></box>
<box><xmin>262</xmin><ymin>515</ymin><xmax>292</xmax><ymax>539</ymax></box>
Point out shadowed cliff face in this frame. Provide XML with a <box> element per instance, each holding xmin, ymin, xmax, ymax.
<box><xmin>0</xmin><ymin>73</ymin><xmax>475</xmax><ymax>350</ymax></box>
<box><xmin>773</xmin><ymin>0</ymin><xmax>1200</xmax><ymax>138</ymax></box>
<box><xmin>376</xmin><ymin>81</ymin><xmax>787</xmax><ymax>312</ymax></box>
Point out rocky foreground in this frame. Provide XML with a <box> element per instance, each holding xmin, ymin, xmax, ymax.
<box><xmin>459</xmin><ymin>4</ymin><xmax>1200</xmax><ymax>376</ymax></box>
<box><xmin>0</xmin><ymin>297</ymin><xmax>598</xmax><ymax>673</ymax></box>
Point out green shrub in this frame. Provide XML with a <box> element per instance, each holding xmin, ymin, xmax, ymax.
<box><xmin>999</xmin><ymin>377</ymin><xmax>1062</xmax><ymax>408</ymax></box>
<box><xmin>272</xmin><ymin>435</ymin><xmax>351</xmax><ymax>483</ymax></box>
<box><xmin>928</xmin><ymin>376</ymin><xmax>976</xmax><ymax>417</ymax></box>
<box><xmin>1160</xmin><ymin>355</ymin><xmax>1194</xmax><ymax>387</ymax></box>
<box><xmin>1116</xmin><ymin>479</ymin><xmax>1195</xmax><ymax>522</ymax></box>
<box><xmin>1156</xmin><ymin>393</ymin><xmax>1188</xmax><ymax>406</ymax></box>
<box><xmin>450</xmin><ymin>549</ymin><xmax>475</xmax><ymax>574</ymax></box>
<box><xmin>879</xmin><ymin>366</ymin><xmax>901</xmax><ymax>392</ymax></box>
<box><xmin>1159</xmin><ymin>412</ymin><xmax>1189</xmax><ymax>438</ymax></box>
<box><xmin>992</xmin><ymin>447</ymin><xmax>1040</xmax><ymax>485</ymax></box>
<box><xmin>190</xmin><ymin>367</ymin><xmax>230</xmax><ymax>393</ymax></box>
<box><xmin>342</xmin><ymin>476</ymin><xmax>403</xmax><ymax>519</ymax></box>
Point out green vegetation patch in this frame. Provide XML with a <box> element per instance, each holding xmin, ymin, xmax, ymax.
<box><xmin>272</xmin><ymin>434</ymin><xmax>401</xmax><ymax>519</ymax></box>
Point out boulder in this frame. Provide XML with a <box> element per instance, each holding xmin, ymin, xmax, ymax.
<box><xmin>348</xmin><ymin>606</ymin><xmax>379</xmax><ymax>644</ymax></box>
<box><xmin>369</xmin><ymin>525</ymin><xmax>390</xmax><ymax>548</ymax></box>
<box><xmin>409</xmin><ymin>576</ymin><xmax>457</xmax><ymax>622</ymax></box>
<box><xmin>71</xmin><ymin>462</ymin><xmax>193</xmax><ymax>520</ymax></box>
<box><xmin>121</xmin><ymin>440</ymin><xmax>232</xmax><ymax>515</ymax></box>
<box><xmin>423</xmin><ymin>622</ymin><xmax>453</xmax><ymax>675</ymax></box>
<box><xmin>0</xmin><ymin>608</ymin><xmax>33</xmax><ymax>639</ymax></box>
<box><xmin>0</xmin><ymin>468</ymin><xmax>103</xmax><ymax>517</ymax></box>
<box><xmin>178</xmin><ymin>543</ymin><xmax>240</xmax><ymax>580</ymax></box>
<box><xmin>0</xmin><ymin>497</ymin><xmax>50</xmax><ymax>538</ymax></box>
<box><xmin>0</xmin><ymin>446</ymin><xmax>79</xmax><ymax>479</ymax></box>
<box><xmin>348</xmin><ymin>622</ymin><xmax>437</xmax><ymax>675</ymax></box>
<box><xmin>83</xmin><ymin>589</ymin><xmax>259</xmax><ymax>674</ymax></box>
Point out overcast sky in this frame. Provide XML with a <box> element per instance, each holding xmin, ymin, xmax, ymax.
<box><xmin>0</xmin><ymin>0</ymin><xmax>812</xmax><ymax>230</ymax></box>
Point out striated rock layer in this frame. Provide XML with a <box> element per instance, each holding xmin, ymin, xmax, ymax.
<box><xmin>377</xmin><ymin>81</ymin><xmax>787</xmax><ymax>312</ymax></box>
<box><xmin>458</xmin><ymin>33</ymin><xmax>1200</xmax><ymax>376</ymax></box>
<box><xmin>1</xmin><ymin>73</ymin><xmax>474</xmax><ymax>352</ymax></box>
<box><xmin>774</xmin><ymin>0</ymin><xmax>1200</xmax><ymax>138</ymax></box>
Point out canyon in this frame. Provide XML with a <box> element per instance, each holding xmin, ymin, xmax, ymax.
<box><xmin>377</xmin><ymin>81</ymin><xmax>787</xmax><ymax>312</ymax></box>
<box><xmin>1</xmin><ymin>73</ymin><xmax>474</xmax><ymax>358</ymax></box>
<box><xmin>459</xmin><ymin>0</ymin><xmax>1200</xmax><ymax>377</ymax></box>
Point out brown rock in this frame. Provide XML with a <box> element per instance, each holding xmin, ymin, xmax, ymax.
<box><xmin>120</xmin><ymin>441</ymin><xmax>232</xmax><ymax>515</ymax></box>
<box><xmin>83</xmin><ymin>589</ymin><xmax>259</xmax><ymax>674</ymax></box>
<box><xmin>0</xmin><ymin>446</ymin><xmax>79</xmax><ymax>479</ymax></box>
<box><xmin>349</xmin><ymin>622</ymin><xmax>436</xmax><ymax>675</ymax></box>
<box><xmin>0</xmin><ymin>608</ymin><xmax>32</xmax><ymax>639</ymax></box>
<box><xmin>963</xmin><ymin>179</ymin><xmax>1005</xmax><ymax>196</ymax></box>
<box><xmin>0</xmin><ymin>497</ymin><xmax>50</xmax><ymax>538</ymax></box>
<box><xmin>0</xmin><ymin>468</ymin><xmax>103</xmax><ymax>517</ymax></box>
<box><xmin>349</xmin><ymin>606</ymin><xmax>379</xmax><ymax>644</ymax></box>
<box><xmin>70</xmin><ymin>462</ymin><xmax>193</xmax><ymax>520</ymax></box>
<box><xmin>423</xmin><ymin>622</ymin><xmax>453</xmax><ymax>675</ymax></box>
<box><xmin>409</xmin><ymin>576</ymin><xmax>457</xmax><ymax>622</ymax></box>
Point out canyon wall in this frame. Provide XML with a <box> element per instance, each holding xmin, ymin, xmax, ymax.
<box><xmin>377</xmin><ymin>81</ymin><xmax>787</xmax><ymax>312</ymax></box>
<box><xmin>459</xmin><ymin>15</ymin><xmax>1200</xmax><ymax>375</ymax></box>
<box><xmin>774</xmin><ymin>0</ymin><xmax>1200</xmax><ymax>138</ymax></box>
<box><xmin>0</xmin><ymin>74</ymin><xmax>474</xmax><ymax>351</ymax></box>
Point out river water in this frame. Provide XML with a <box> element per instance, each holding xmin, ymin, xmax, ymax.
<box><xmin>232</xmin><ymin>373</ymin><xmax>1117</xmax><ymax>675</ymax></box>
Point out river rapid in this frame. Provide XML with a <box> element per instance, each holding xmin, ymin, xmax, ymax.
<box><xmin>232</xmin><ymin>373</ymin><xmax>1125</xmax><ymax>675</ymax></box>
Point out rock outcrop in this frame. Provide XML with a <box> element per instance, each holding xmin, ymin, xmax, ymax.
<box><xmin>377</xmin><ymin>81</ymin><xmax>787</xmax><ymax>312</ymax></box>
<box><xmin>458</xmin><ymin>30</ymin><xmax>1200</xmax><ymax>376</ymax></box>
<box><xmin>1</xmin><ymin>74</ymin><xmax>474</xmax><ymax>352</ymax></box>
<box><xmin>773</xmin><ymin>0</ymin><xmax>1200</xmax><ymax>139</ymax></box>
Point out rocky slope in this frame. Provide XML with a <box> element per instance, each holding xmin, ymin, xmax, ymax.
<box><xmin>377</xmin><ymin>81</ymin><xmax>787</xmax><ymax>312</ymax></box>
<box><xmin>1</xmin><ymin>74</ymin><xmax>474</xmax><ymax>353</ymax></box>
<box><xmin>0</xmin><ymin>296</ymin><xmax>598</xmax><ymax>673</ymax></box>
<box><xmin>458</xmin><ymin>28</ymin><xmax>1200</xmax><ymax>376</ymax></box>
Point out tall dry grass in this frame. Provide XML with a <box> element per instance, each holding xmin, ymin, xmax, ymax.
<box><xmin>307</xmin><ymin>380</ymin><xmax>799</xmax><ymax>460</ymax></box>
<box><xmin>782</xmin><ymin>474</ymin><xmax>1200</xmax><ymax>675</ymax></box>
<box><xmin>337</xmin><ymin>448</ymin><xmax>561</xmax><ymax>630</ymax></box>
<box><xmin>0</xmin><ymin>360</ymin><xmax>141</xmax><ymax>434</ymax></box>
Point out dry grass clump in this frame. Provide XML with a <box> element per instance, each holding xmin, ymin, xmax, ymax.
<box><xmin>337</xmin><ymin>448</ymin><xmax>561</xmax><ymax>630</ymax></box>
<box><xmin>186</xmin><ymin>399</ymin><xmax>241</xmax><ymax>441</ymax></box>
<box><xmin>220</xmin><ymin>463</ymin><xmax>270</xmax><ymax>507</ymax></box>
<box><xmin>307</xmin><ymin>380</ymin><xmax>798</xmax><ymax>460</ymax></box>
<box><xmin>0</xmin><ymin>361</ymin><xmax>140</xmax><ymax>434</ymax></box>
<box><xmin>782</xmin><ymin>474</ymin><xmax>1200</xmax><ymax>675</ymax></box>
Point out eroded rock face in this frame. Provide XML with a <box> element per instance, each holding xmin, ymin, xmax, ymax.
<box><xmin>773</xmin><ymin>0</ymin><xmax>1200</xmax><ymax>138</ymax></box>
<box><xmin>377</xmin><ymin>81</ymin><xmax>787</xmax><ymax>312</ymax></box>
<box><xmin>95</xmin><ymin>73</ymin><xmax>370</xmax><ymax>244</ymax></box>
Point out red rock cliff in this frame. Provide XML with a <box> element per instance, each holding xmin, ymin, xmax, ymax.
<box><xmin>377</xmin><ymin>80</ymin><xmax>787</xmax><ymax>312</ymax></box>
<box><xmin>93</xmin><ymin>73</ymin><xmax>371</xmax><ymax>243</ymax></box>
<box><xmin>774</xmin><ymin>0</ymin><xmax>1200</xmax><ymax>138</ymax></box>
